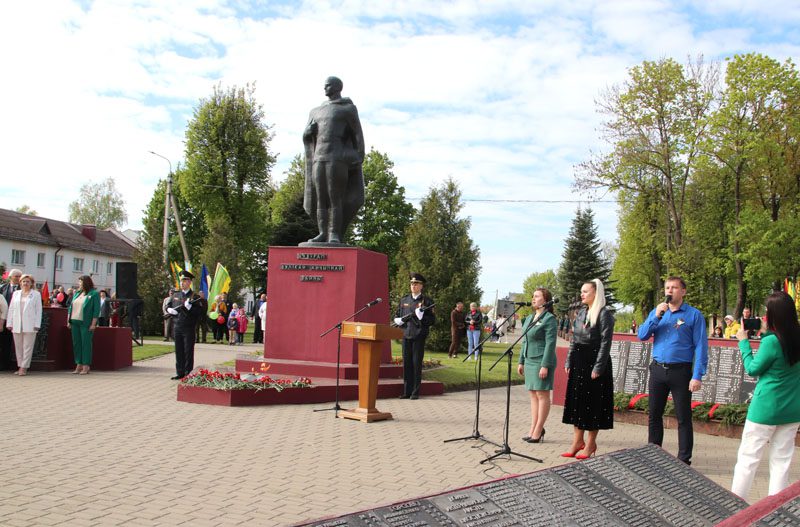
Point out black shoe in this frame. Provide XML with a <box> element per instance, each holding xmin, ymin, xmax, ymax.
<box><xmin>525</xmin><ymin>428</ymin><xmax>545</xmax><ymax>443</ymax></box>
<box><xmin>171</xmin><ymin>375</ymin><xmax>183</xmax><ymax>380</ymax></box>
<box><xmin>410</xmin><ymin>395</ymin><xmax>419</xmax><ymax>400</ymax></box>
<box><xmin>398</xmin><ymin>394</ymin><xmax>410</xmax><ymax>399</ymax></box>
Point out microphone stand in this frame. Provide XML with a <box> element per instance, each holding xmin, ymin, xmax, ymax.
<box><xmin>444</xmin><ymin>304</ymin><xmax>525</xmax><ymax>446</ymax></box>
<box><xmin>480</xmin><ymin>309</ymin><xmax>544</xmax><ymax>464</ymax></box>
<box><xmin>314</xmin><ymin>300</ymin><xmax>381</xmax><ymax>417</ymax></box>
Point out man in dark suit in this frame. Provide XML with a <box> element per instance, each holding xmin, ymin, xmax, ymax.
<box><xmin>194</xmin><ymin>291</ymin><xmax>209</xmax><ymax>343</ymax></box>
<box><xmin>0</xmin><ymin>269</ymin><xmax>21</xmax><ymax>370</ymax></box>
<box><xmin>98</xmin><ymin>290</ymin><xmax>111</xmax><ymax>327</ymax></box>
<box><xmin>393</xmin><ymin>273</ymin><xmax>435</xmax><ymax>399</ymax></box>
<box><xmin>252</xmin><ymin>292</ymin><xmax>266</xmax><ymax>343</ymax></box>
<box><xmin>166</xmin><ymin>271</ymin><xmax>203</xmax><ymax>379</ymax></box>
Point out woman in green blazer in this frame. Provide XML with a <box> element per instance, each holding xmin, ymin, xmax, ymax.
<box><xmin>67</xmin><ymin>275</ymin><xmax>101</xmax><ymax>375</ymax></box>
<box><xmin>732</xmin><ymin>292</ymin><xmax>800</xmax><ymax>500</ymax></box>
<box><xmin>517</xmin><ymin>287</ymin><xmax>557</xmax><ymax>443</ymax></box>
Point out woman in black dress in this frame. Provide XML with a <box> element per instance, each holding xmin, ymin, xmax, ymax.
<box><xmin>561</xmin><ymin>278</ymin><xmax>615</xmax><ymax>459</ymax></box>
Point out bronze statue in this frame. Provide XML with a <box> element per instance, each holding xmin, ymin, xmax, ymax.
<box><xmin>301</xmin><ymin>76</ymin><xmax>365</xmax><ymax>246</ymax></box>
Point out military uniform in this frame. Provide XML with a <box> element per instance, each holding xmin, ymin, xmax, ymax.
<box><xmin>395</xmin><ymin>279</ymin><xmax>435</xmax><ymax>399</ymax></box>
<box><xmin>168</xmin><ymin>273</ymin><xmax>203</xmax><ymax>378</ymax></box>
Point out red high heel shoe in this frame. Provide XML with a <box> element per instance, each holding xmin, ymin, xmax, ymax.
<box><xmin>560</xmin><ymin>443</ymin><xmax>586</xmax><ymax>458</ymax></box>
<box><xmin>575</xmin><ymin>447</ymin><xmax>597</xmax><ymax>460</ymax></box>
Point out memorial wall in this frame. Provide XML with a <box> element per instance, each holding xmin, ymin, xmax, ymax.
<box><xmin>609</xmin><ymin>336</ymin><xmax>758</xmax><ymax>404</ymax></box>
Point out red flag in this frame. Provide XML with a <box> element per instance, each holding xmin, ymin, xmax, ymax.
<box><xmin>41</xmin><ymin>281</ymin><xmax>50</xmax><ymax>307</ymax></box>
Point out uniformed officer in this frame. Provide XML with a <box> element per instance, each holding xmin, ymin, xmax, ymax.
<box><xmin>166</xmin><ymin>270</ymin><xmax>203</xmax><ymax>379</ymax></box>
<box><xmin>393</xmin><ymin>273</ymin><xmax>435</xmax><ymax>399</ymax></box>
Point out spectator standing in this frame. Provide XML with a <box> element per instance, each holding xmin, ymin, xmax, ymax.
<box><xmin>194</xmin><ymin>291</ymin><xmax>208</xmax><ymax>343</ymax></box>
<box><xmin>723</xmin><ymin>315</ymin><xmax>740</xmax><ymax>339</ymax></box>
<box><xmin>98</xmin><ymin>289</ymin><xmax>110</xmax><ymax>327</ymax></box>
<box><xmin>448</xmin><ymin>301</ymin><xmax>465</xmax><ymax>359</ymax></box>
<box><xmin>162</xmin><ymin>290</ymin><xmax>175</xmax><ymax>341</ymax></box>
<box><xmin>236</xmin><ymin>306</ymin><xmax>248</xmax><ymax>344</ymax></box>
<box><xmin>0</xmin><ymin>269</ymin><xmax>21</xmax><ymax>370</ymax></box>
<box><xmin>6</xmin><ymin>274</ymin><xmax>42</xmax><ymax>376</ymax></box>
<box><xmin>731</xmin><ymin>292</ymin><xmax>800</xmax><ymax>499</ymax></box>
<box><xmin>464</xmin><ymin>302</ymin><xmax>483</xmax><ymax>360</ymax></box>
<box><xmin>253</xmin><ymin>293</ymin><xmax>266</xmax><ymax>344</ymax></box>
<box><xmin>67</xmin><ymin>275</ymin><xmax>100</xmax><ymax>375</ymax></box>
<box><xmin>258</xmin><ymin>296</ymin><xmax>267</xmax><ymax>340</ymax></box>
<box><xmin>228</xmin><ymin>303</ymin><xmax>240</xmax><ymax>345</ymax></box>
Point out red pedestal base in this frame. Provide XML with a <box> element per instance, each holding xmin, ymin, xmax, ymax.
<box><xmin>264</xmin><ymin>246</ymin><xmax>391</xmax><ymax>364</ymax></box>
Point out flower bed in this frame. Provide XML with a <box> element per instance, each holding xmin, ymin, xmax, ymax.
<box><xmin>181</xmin><ymin>368</ymin><xmax>313</xmax><ymax>391</ymax></box>
<box><xmin>391</xmin><ymin>356</ymin><xmax>442</xmax><ymax>369</ymax></box>
<box><xmin>612</xmin><ymin>392</ymin><xmax>800</xmax><ymax>446</ymax></box>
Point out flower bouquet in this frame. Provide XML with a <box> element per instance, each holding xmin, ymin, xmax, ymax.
<box><xmin>181</xmin><ymin>369</ymin><xmax>313</xmax><ymax>392</ymax></box>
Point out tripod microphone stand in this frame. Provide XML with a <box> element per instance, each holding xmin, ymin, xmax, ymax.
<box><xmin>444</xmin><ymin>303</ymin><xmax>525</xmax><ymax>446</ymax></box>
<box><xmin>314</xmin><ymin>298</ymin><xmax>382</xmax><ymax>417</ymax></box>
<box><xmin>480</xmin><ymin>310</ymin><xmax>544</xmax><ymax>464</ymax></box>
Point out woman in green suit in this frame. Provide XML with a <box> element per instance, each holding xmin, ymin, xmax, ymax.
<box><xmin>517</xmin><ymin>287</ymin><xmax>557</xmax><ymax>443</ymax></box>
<box><xmin>732</xmin><ymin>292</ymin><xmax>800</xmax><ymax>500</ymax></box>
<box><xmin>67</xmin><ymin>275</ymin><xmax>101</xmax><ymax>375</ymax></box>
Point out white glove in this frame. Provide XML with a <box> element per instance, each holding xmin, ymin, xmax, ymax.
<box><xmin>393</xmin><ymin>317</ymin><xmax>404</xmax><ymax>326</ymax></box>
<box><xmin>415</xmin><ymin>308</ymin><xmax>424</xmax><ymax>320</ymax></box>
<box><xmin>184</xmin><ymin>300</ymin><xmax>191</xmax><ymax>310</ymax></box>
<box><xmin>167</xmin><ymin>307</ymin><xmax>178</xmax><ymax>316</ymax></box>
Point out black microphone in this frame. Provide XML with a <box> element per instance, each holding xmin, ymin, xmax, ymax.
<box><xmin>658</xmin><ymin>295</ymin><xmax>672</xmax><ymax>318</ymax></box>
<box><xmin>544</xmin><ymin>298</ymin><xmax>559</xmax><ymax>308</ymax></box>
<box><xmin>365</xmin><ymin>298</ymin><xmax>382</xmax><ymax>307</ymax></box>
<box><xmin>514</xmin><ymin>302</ymin><xmax>532</xmax><ymax>306</ymax></box>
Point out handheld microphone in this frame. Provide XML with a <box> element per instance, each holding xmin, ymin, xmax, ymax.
<box><xmin>365</xmin><ymin>298</ymin><xmax>382</xmax><ymax>307</ymax></box>
<box><xmin>514</xmin><ymin>302</ymin><xmax>532</xmax><ymax>306</ymax></box>
<box><xmin>658</xmin><ymin>295</ymin><xmax>672</xmax><ymax>317</ymax></box>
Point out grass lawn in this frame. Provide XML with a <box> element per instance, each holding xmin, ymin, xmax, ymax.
<box><xmin>394</xmin><ymin>340</ymin><xmax>526</xmax><ymax>392</ymax></box>
<box><xmin>133</xmin><ymin>344</ymin><xmax>176</xmax><ymax>362</ymax></box>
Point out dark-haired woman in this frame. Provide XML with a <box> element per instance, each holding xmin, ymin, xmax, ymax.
<box><xmin>731</xmin><ymin>292</ymin><xmax>800</xmax><ymax>500</ymax></box>
<box><xmin>561</xmin><ymin>279</ymin><xmax>615</xmax><ymax>459</ymax></box>
<box><xmin>517</xmin><ymin>287</ymin><xmax>557</xmax><ymax>443</ymax></box>
<box><xmin>67</xmin><ymin>275</ymin><xmax>100</xmax><ymax>375</ymax></box>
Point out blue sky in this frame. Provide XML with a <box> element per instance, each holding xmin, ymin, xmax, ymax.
<box><xmin>1</xmin><ymin>1</ymin><xmax>798</xmax><ymax>304</ymax></box>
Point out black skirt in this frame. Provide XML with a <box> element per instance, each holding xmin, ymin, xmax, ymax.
<box><xmin>562</xmin><ymin>343</ymin><xmax>614</xmax><ymax>430</ymax></box>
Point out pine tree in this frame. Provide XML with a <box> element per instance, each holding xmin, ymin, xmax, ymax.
<box><xmin>557</xmin><ymin>208</ymin><xmax>616</xmax><ymax>310</ymax></box>
<box><xmin>393</xmin><ymin>178</ymin><xmax>481</xmax><ymax>352</ymax></box>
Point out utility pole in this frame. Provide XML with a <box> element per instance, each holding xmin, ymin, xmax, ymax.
<box><xmin>150</xmin><ymin>151</ymin><xmax>190</xmax><ymax>267</ymax></box>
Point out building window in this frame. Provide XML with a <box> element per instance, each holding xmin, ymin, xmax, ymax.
<box><xmin>73</xmin><ymin>257</ymin><xmax>84</xmax><ymax>272</ymax></box>
<box><xmin>37</xmin><ymin>253</ymin><xmax>46</xmax><ymax>268</ymax></box>
<box><xmin>107</xmin><ymin>262</ymin><xmax>113</xmax><ymax>275</ymax></box>
<box><xmin>92</xmin><ymin>259</ymin><xmax>100</xmax><ymax>274</ymax></box>
<box><xmin>55</xmin><ymin>254</ymin><xmax>63</xmax><ymax>270</ymax></box>
<box><xmin>11</xmin><ymin>250</ymin><xmax>25</xmax><ymax>265</ymax></box>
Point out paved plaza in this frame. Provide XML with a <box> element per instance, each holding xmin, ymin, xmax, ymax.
<box><xmin>2</xmin><ymin>342</ymin><xmax>798</xmax><ymax>526</ymax></box>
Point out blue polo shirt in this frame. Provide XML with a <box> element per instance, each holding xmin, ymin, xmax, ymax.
<box><xmin>638</xmin><ymin>302</ymin><xmax>708</xmax><ymax>381</ymax></box>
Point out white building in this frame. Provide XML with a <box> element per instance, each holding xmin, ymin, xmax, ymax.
<box><xmin>0</xmin><ymin>208</ymin><xmax>136</xmax><ymax>293</ymax></box>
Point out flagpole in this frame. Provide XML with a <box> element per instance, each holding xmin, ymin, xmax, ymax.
<box><xmin>150</xmin><ymin>150</ymin><xmax>173</xmax><ymax>267</ymax></box>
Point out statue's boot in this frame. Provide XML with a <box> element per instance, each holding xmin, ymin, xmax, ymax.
<box><xmin>327</xmin><ymin>207</ymin><xmax>343</xmax><ymax>243</ymax></box>
<box><xmin>309</xmin><ymin>208</ymin><xmax>328</xmax><ymax>242</ymax></box>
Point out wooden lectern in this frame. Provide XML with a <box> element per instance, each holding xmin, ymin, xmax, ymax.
<box><xmin>337</xmin><ymin>322</ymin><xmax>403</xmax><ymax>423</ymax></box>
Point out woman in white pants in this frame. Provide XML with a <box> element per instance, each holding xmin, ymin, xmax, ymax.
<box><xmin>732</xmin><ymin>291</ymin><xmax>800</xmax><ymax>500</ymax></box>
<box><xmin>6</xmin><ymin>274</ymin><xmax>42</xmax><ymax>376</ymax></box>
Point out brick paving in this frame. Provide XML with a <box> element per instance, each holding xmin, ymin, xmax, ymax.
<box><xmin>1</xmin><ymin>341</ymin><xmax>797</xmax><ymax>526</ymax></box>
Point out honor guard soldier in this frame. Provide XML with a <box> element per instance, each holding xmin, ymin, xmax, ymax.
<box><xmin>166</xmin><ymin>270</ymin><xmax>203</xmax><ymax>379</ymax></box>
<box><xmin>393</xmin><ymin>273</ymin><xmax>435</xmax><ymax>399</ymax></box>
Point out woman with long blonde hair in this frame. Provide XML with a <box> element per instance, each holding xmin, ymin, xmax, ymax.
<box><xmin>561</xmin><ymin>279</ymin><xmax>615</xmax><ymax>459</ymax></box>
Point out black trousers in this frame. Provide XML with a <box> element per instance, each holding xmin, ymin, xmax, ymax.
<box><xmin>0</xmin><ymin>329</ymin><xmax>12</xmax><ymax>370</ymax></box>
<box><xmin>648</xmin><ymin>361</ymin><xmax>693</xmax><ymax>463</ymax></box>
<box><xmin>174</xmin><ymin>326</ymin><xmax>196</xmax><ymax>376</ymax></box>
<box><xmin>402</xmin><ymin>337</ymin><xmax>425</xmax><ymax>397</ymax></box>
<box><xmin>253</xmin><ymin>316</ymin><xmax>263</xmax><ymax>343</ymax></box>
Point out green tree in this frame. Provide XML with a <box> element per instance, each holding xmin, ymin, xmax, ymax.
<box><xmin>520</xmin><ymin>269</ymin><xmax>558</xmax><ymax>319</ymax></box>
<box><xmin>15</xmin><ymin>205</ymin><xmax>37</xmax><ymax>216</ymax></box>
<box><xmin>68</xmin><ymin>177</ymin><xmax>127</xmax><ymax>228</ymax></box>
<box><xmin>180</xmin><ymin>83</ymin><xmax>276</xmax><ymax>295</ymax></box>
<box><xmin>268</xmin><ymin>156</ymin><xmax>317</xmax><ymax>247</ymax></box>
<box><xmin>348</xmin><ymin>149</ymin><xmax>415</xmax><ymax>285</ymax></box>
<box><xmin>393</xmin><ymin>178</ymin><xmax>481</xmax><ymax>352</ymax></box>
<box><xmin>557</xmin><ymin>208</ymin><xmax>615</xmax><ymax>310</ymax></box>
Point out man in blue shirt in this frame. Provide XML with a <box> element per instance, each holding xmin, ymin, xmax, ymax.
<box><xmin>638</xmin><ymin>276</ymin><xmax>708</xmax><ymax>465</ymax></box>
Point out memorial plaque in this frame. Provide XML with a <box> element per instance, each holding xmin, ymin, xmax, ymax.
<box><xmin>32</xmin><ymin>310</ymin><xmax>52</xmax><ymax>360</ymax></box>
<box><xmin>304</xmin><ymin>445</ymin><xmax>749</xmax><ymax>527</ymax></box>
<box><xmin>692</xmin><ymin>347</ymin><xmax>720</xmax><ymax>403</ymax></box>
<box><xmin>622</xmin><ymin>342</ymin><xmax>651</xmax><ymax>394</ymax></box>
<box><xmin>716</xmin><ymin>347</ymin><xmax>743</xmax><ymax>377</ymax></box>
<box><xmin>609</xmin><ymin>340</ymin><xmax>629</xmax><ymax>393</ymax></box>
<box><xmin>714</xmin><ymin>376</ymin><xmax>744</xmax><ymax>405</ymax></box>
<box><xmin>759</xmin><ymin>494</ymin><xmax>800</xmax><ymax>526</ymax></box>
